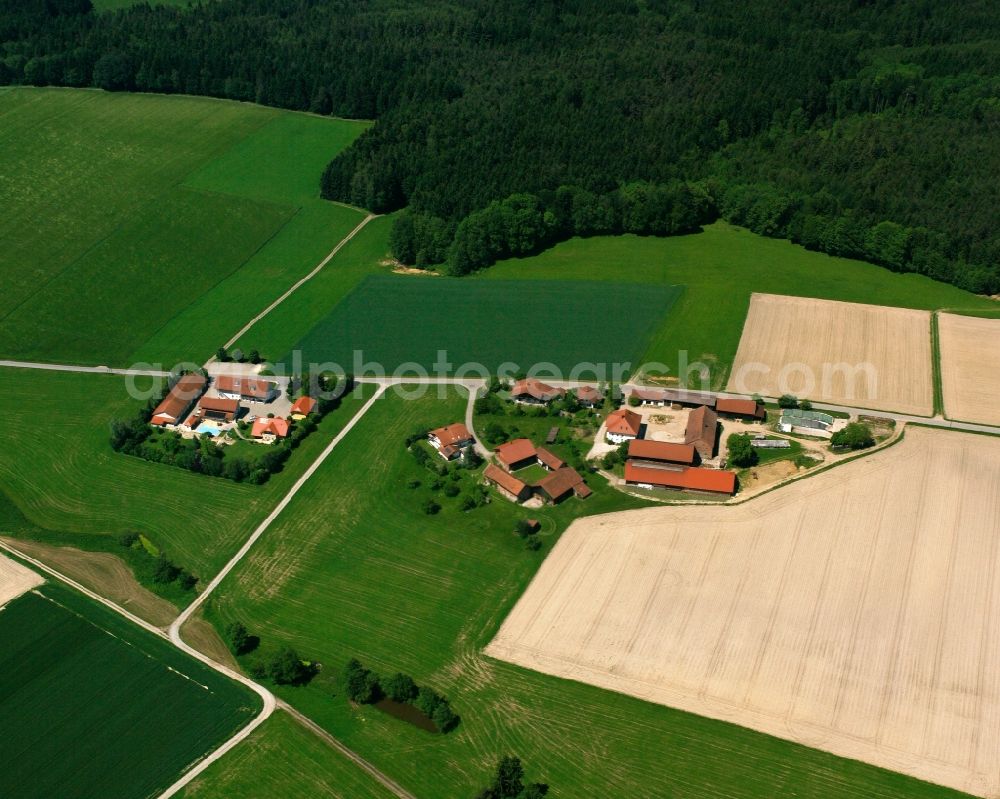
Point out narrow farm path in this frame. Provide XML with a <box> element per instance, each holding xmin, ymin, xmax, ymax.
<box><xmin>212</xmin><ymin>211</ymin><xmax>377</xmax><ymax>362</ymax></box>
<box><xmin>0</xmin><ymin>360</ymin><xmax>170</xmax><ymax>377</ymax></box>
<box><xmin>279</xmin><ymin>701</ymin><xmax>419</xmax><ymax>799</ymax></box>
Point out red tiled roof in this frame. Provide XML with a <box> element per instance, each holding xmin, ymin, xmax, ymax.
<box><xmin>536</xmin><ymin>467</ymin><xmax>587</xmax><ymax>501</ymax></box>
<box><xmin>605</xmin><ymin>408</ymin><xmax>642</xmax><ymax>436</ymax></box>
<box><xmin>685</xmin><ymin>405</ymin><xmax>719</xmax><ymax>447</ymax></box>
<box><xmin>574</xmin><ymin>385</ymin><xmax>603</xmax><ymax>403</ymax></box>
<box><xmin>484</xmin><ymin>464</ymin><xmax>528</xmax><ymax>497</ymax></box>
<box><xmin>535</xmin><ymin>447</ymin><xmax>565</xmax><ymax>470</ymax></box>
<box><xmin>150</xmin><ymin>373</ymin><xmax>207</xmax><ymax>424</ymax></box>
<box><xmin>716</xmin><ymin>398</ymin><xmax>764</xmax><ymax>417</ymax></box>
<box><xmin>495</xmin><ymin>438</ymin><xmax>537</xmax><ymax>467</ymax></box>
<box><xmin>624</xmin><ymin>462</ymin><xmax>736</xmax><ymax>495</ymax></box>
<box><xmin>511</xmin><ymin>378</ymin><xmax>565</xmax><ymax>402</ymax></box>
<box><xmin>627</xmin><ymin>439</ymin><xmax>697</xmax><ymax>465</ymax></box>
<box><xmin>430</xmin><ymin>422</ymin><xmax>473</xmax><ymax>448</ymax></box>
<box><xmin>251</xmin><ymin>417</ymin><xmax>290</xmax><ymax>438</ymax></box>
<box><xmin>215</xmin><ymin>375</ymin><xmax>276</xmax><ymax>400</ymax></box>
<box><xmin>290</xmin><ymin>396</ymin><xmax>317</xmax><ymax>416</ymax></box>
<box><xmin>199</xmin><ymin>396</ymin><xmax>239</xmax><ymax>414</ymax></box>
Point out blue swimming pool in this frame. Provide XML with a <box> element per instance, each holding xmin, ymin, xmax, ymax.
<box><xmin>195</xmin><ymin>423</ymin><xmax>220</xmax><ymax>436</ymax></box>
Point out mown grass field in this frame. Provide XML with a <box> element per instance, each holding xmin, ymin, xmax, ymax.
<box><xmin>0</xmin><ymin>579</ymin><xmax>259</xmax><ymax>799</ymax></box>
<box><xmin>202</xmin><ymin>388</ymin><xmax>964</xmax><ymax>799</ymax></box>
<box><xmin>278</xmin><ymin>274</ymin><xmax>681</xmax><ymax>376</ymax></box>
<box><xmin>180</xmin><ymin>710</ymin><xmax>396</xmax><ymax>799</ymax></box>
<box><xmin>0</xmin><ymin>87</ymin><xmax>366</xmax><ymax>366</ymax></box>
<box><xmin>0</xmin><ymin>369</ymin><xmax>370</xmax><ymax>585</ymax></box>
<box><xmin>479</xmin><ymin>222</ymin><xmax>997</xmax><ymax>388</ymax></box>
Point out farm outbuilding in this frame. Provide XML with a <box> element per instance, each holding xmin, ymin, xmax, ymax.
<box><xmin>150</xmin><ymin>373</ymin><xmax>207</xmax><ymax>426</ymax></box>
<box><xmin>495</xmin><ymin>438</ymin><xmax>539</xmax><ymax>471</ymax></box>
<box><xmin>716</xmin><ymin>397</ymin><xmax>766</xmax><ymax>420</ymax></box>
<box><xmin>627</xmin><ymin>439</ymin><xmax>697</xmax><ymax>465</ymax></box>
<box><xmin>684</xmin><ymin>405</ymin><xmax>719</xmax><ymax>460</ymax></box>
<box><xmin>484</xmin><ymin>464</ymin><xmax>531</xmax><ymax>503</ymax></box>
<box><xmin>536</xmin><ymin>467</ymin><xmax>591</xmax><ymax>504</ymax></box>
<box><xmin>623</xmin><ymin>462</ymin><xmax>736</xmax><ymax>495</ymax></box>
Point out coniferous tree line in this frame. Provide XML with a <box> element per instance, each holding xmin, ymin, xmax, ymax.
<box><xmin>2</xmin><ymin>0</ymin><xmax>998</xmax><ymax>291</ymax></box>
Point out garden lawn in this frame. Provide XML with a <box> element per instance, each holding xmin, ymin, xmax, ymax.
<box><xmin>0</xmin><ymin>580</ymin><xmax>259</xmax><ymax>799</ymax></box>
<box><xmin>202</xmin><ymin>388</ymin><xmax>963</xmax><ymax>799</ymax></box>
<box><xmin>478</xmin><ymin>222</ymin><xmax>997</xmax><ymax>388</ymax></box>
<box><xmin>278</xmin><ymin>275</ymin><xmax>682</xmax><ymax>376</ymax></box>
<box><xmin>179</xmin><ymin>710</ymin><xmax>397</xmax><ymax>799</ymax></box>
<box><xmin>0</xmin><ymin>368</ymin><xmax>370</xmax><ymax>584</ymax></box>
<box><xmin>0</xmin><ymin>87</ymin><xmax>367</xmax><ymax>366</ymax></box>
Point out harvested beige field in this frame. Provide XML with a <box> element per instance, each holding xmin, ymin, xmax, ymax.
<box><xmin>727</xmin><ymin>293</ymin><xmax>933</xmax><ymax>415</ymax></box>
<box><xmin>0</xmin><ymin>551</ymin><xmax>43</xmax><ymax>606</ymax></box>
<box><xmin>487</xmin><ymin>427</ymin><xmax>1000</xmax><ymax>797</ymax></box>
<box><xmin>938</xmin><ymin>313</ymin><xmax>1000</xmax><ymax>426</ymax></box>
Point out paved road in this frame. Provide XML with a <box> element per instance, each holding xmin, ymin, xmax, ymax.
<box><xmin>0</xmin><ymin>360</ymin><xmax>170</xmax><ymax>377</ymax></box>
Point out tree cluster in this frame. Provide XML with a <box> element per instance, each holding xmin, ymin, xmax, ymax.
<box><xmin>393</xmin><ymin>182</ymin><xmax>713</xmax><ymax>275</ymax></box>
<box><xmin>475</xmin><ymin>756</ymin><xmax>548</xmax><ymax>799</ymax></box>
<box><xmin>116</xmin><ymin>531</ymin><xmax>197</xmax><ymax>592</ymax></box>
<box><xmin>726</xmin><ymin>433</ymin><xmax>758</xmax><ymax>469</ymax></box>
<box><xmin>248</xmin><ymin>645</ymin><xmax>315</xmax><ymax>686</ymax></box>
<box><xmin>831</xmin><ymin>422</ymin><xmax>876</xmax><ymax>451</ymax></box>
<box><xmin>343</xmin><ymin>659</ymin><xmax>459</xmax><ymax>733</ymax></box>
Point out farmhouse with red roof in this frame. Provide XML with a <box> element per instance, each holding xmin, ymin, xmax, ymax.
<box><xmin>604</xmin><ymin>407</ymin><xmax>642</xmax><ymax>444</ymax></box>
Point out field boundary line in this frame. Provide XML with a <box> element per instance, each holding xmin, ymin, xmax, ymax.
<box><xmin>214</xmin><ymin>211</ymin><xmax>377</xmax><ymax>359</ymax></box>
<box><xmin>280</xmin><ymin>702</ymin><xmax>419</xmax><ymax>799</ymax></box>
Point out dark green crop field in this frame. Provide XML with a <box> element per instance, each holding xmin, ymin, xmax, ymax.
<box><xmin>0</xmin><ymin>580</ymin><xmax>259</xmax><ymax>799</ymax></box>
<box><xmin>279</xmin><ymin>274</ymin><xmax>682</xmax><ymax>376</ymax></box>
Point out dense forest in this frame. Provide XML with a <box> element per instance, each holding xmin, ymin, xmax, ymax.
<box><xmin>2</xmin><ymin>0</ymin><xmax>998</xmax><ymax>291</ymax></box>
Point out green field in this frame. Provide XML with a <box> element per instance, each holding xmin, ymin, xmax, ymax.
<box><xmin>200</xmin><ymin>388</ymin><xmax>964</xmax><ymax>799</ymax></box>
<box><xmin>0</xmin><ymin>87</ymin><xmax>367</xmax><ymax>366</ymax></box>
<box><xmin>180</xmin><ymin>710</ymin><xmax>396</xmax><ymax>799</ymax></box>
<box><xmin>0</xmin><ymin>579</ymin><xmax>259</xmax><ymax>799</ymax></box>
<box><xmin>278</xmin><ymin>274</ymin><xmax>681</xmax><ymax>376</ymax></box>
<box><xmin>230</xmin><ymin>214</ymin><xmax>395</xmax><ymax>359</ymax></box>
<box><xmin>0</xmin><ymin>368</ymin><xmax>369</xmax><ymax>585</ymax></box>
<box><xmin>479</xmin><ymin>223</ymin><xmax>998</xmax><ymax>388</ymax></box>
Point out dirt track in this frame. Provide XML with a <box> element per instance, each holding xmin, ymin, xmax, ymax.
<box><xmin>728</xmin><ymin>293</ymin><xmax>934</xmax><ymax>415</ymax></box>
<box><xmin>938</xmin><ymin>313</ymin><xmax>1000</xmax><ymax>426</ymax></box>
<box><xmin>488</xmin><ymin>427</ymin><xmax>1000</xmax><ymax>797</ymax></box>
